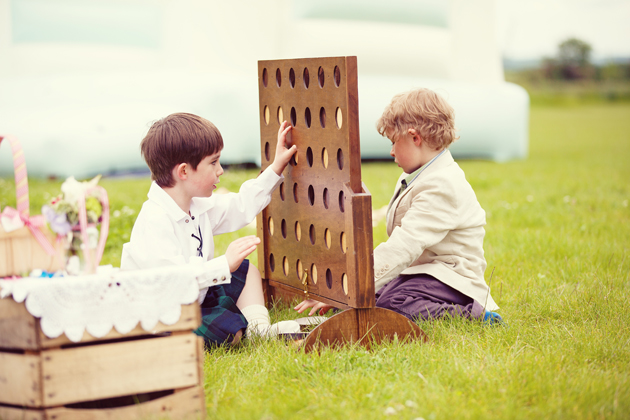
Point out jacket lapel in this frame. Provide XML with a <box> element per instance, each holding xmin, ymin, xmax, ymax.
<box><xmin>385</xmin><ymin>150</ymin><xmax>455</xmax><ymax>231</ymax></box>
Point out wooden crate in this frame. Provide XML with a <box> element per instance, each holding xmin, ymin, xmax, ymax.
<box><xmin>0</xmin><ymin>297</ymin><xmax>206</xmax><ymax>420</ymax></box>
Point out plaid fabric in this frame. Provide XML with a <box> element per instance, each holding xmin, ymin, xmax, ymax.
<box><xmin>194</xmin><ymin>259</ymin><xmax>249</xmax><ymax>347</ymax></box>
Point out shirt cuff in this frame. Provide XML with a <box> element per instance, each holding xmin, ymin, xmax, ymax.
<box><xmin>260</xmin><ymin>165</ymin><xmax>284</xmax><ymax>183</ymax></box>
<box><xmin>194</xmin><ymin>255</ymin><xmax>232</xmax><ymax>288</ymax></box>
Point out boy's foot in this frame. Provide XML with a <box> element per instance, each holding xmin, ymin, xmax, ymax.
<box><xmin>483</xmin><ymin>310</ymin><xmax>505</xmax><ymax>326</ymax></box>
<box><xmin>267</xmin><ymin>320</ymin><xmax>301</xmax><ymax>337</ymax></box>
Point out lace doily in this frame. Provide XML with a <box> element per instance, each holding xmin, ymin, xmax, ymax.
<box><xmin>0</xmin><ymin>265</ymin><xmax>203</xmax><ymax>342</ymax></box>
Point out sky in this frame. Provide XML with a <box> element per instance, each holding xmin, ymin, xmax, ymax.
<box><xmin>496</xmin><ymin>0</ymin><xmax>630</xmax><ymax>60</ymax></box>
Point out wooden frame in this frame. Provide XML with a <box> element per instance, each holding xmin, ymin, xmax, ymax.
<box><xmin>0</xmin><ymin>297</ymin><xmax>206</xmax><ymax>419</ymax></box>
<box><xmin>257</xmin><ymin>56</ymin><xmax>427</xmax><ymax>351</ymax></box>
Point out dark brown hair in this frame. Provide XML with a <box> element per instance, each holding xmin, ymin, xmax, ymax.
<box><xmin>140</xmin><ymin>113</ymin><xmax>223</xmax><ymax>187</ymax></box>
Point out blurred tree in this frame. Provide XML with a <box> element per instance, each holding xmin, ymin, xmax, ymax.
<box><xmin>541</xmin><ymin>38</ymin><xmax>595</xmax><ymax>80</ymax></box>
<box><xmin>558</xmin><ymin>38</ymin><xmax>592</xmax><ymax>68</ymax></box>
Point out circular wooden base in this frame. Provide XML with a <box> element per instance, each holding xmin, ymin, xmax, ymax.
<box><xmin>302</xmin><ymin>307</ymin><xmax>427</xmax><ymax>353</ymax></box>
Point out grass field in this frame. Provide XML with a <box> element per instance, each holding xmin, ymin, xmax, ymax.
<box><xmin>1</xmin><ymin>103</ymin><xmax>629</xmax><ymax>419</ymax></box>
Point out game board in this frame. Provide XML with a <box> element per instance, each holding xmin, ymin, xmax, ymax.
<box><xmin>257</xmin><ymin>56</ymin><xmax>426</xmax><ymax>351</ymax></box>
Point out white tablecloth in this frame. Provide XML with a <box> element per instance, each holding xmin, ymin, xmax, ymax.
<box><xmin>0</xmin><ymin>265</ymin><xmax>202</xmax><ymax>342</ymax></box>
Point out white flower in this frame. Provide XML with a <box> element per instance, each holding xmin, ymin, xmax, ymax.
<box><xmin>86</xmin><ymin>226</ymin><xmax>99</xmax><ymax>249</ymax></box>
<box><xmin>384</xmin><ymin>407</ymin><xmax>397</xmax><ymax>415</ymax></box>
<box><xmin>61</xmin><ymin>175</ymin><xmax>101</xmax><ymax>204</ymax></box>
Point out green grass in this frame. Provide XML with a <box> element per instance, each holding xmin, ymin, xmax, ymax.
<box><xmin>1</xmin><ymin>103</ymin><xmax>629</xmax><ymax>419</ymax></box>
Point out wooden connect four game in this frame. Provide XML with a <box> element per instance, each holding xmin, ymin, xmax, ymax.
<box><xmin>257</xmin><ymin>56</ymin><xmax>426</xmax><ymax>351</ymax></box>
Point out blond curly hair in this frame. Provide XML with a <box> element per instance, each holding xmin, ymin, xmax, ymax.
<box><xmin>376</xmin><ymin>88</ymin><xmax>459</xmax><ymax>150</ymax></box>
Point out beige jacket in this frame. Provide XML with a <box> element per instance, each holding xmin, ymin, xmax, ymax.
<box><xmin>373</xmin><ymin>150</ymin><xmax>498</xmax><ymax>311</ymax></box>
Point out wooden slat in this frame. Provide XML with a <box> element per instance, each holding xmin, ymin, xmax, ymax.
<box><xmin>0</xmin><ymin>385</ymin><xmax>205</xmax><ymax>420</ymax></box>
<box><xmin>39</xmin><ymin>303</ymin><xmax>201</xmax><ymax>348</ymax></box>
<box><xmin>0</xmin><ymin>296</ymin><xmax>39</xmax><ymax>350</ymax></box>
<box><xmin>0</xmin><ymin>297</ymin><xmax>201</xmax><ymax>350</ymax></box>
<box><xmin>41</xmin><ymin>333</ymin><xmax>200</xmax><ymax>406</ymax></box>
<box><xmin>0</xmin><ymin>351</ymin><xmax>42</xmax><ymax>406</ymax></box>
<box><xmin>0</xmin><ymin>405</ymin><xmax>44</xmax><ymax>420</ymax></box>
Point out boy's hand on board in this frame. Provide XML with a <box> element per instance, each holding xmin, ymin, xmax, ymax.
<box><xmin>294</xmin><ymin>299</ymin><xmax>335</xmax><ymax>316</ymax></box>
<box><xmin>270</xmin><ymin>121</ymin><xmax>297</xmax><ymax>175</ymax></box>
<box><xmin>225</xmin><ymin>235</ymin><xmax>261</xmax><ymax>272</ymax></box>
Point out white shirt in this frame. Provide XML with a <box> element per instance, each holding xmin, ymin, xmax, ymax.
<box><xmin>121</xmin><ymin>167</ymin><xmax>283</xmax><ymax>303</ymax></box>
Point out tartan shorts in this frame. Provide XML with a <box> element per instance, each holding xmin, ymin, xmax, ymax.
<box><xmin>193</xmin><ymin>259</ymin><xmax>249</xmax><ymax>347</ymax></box>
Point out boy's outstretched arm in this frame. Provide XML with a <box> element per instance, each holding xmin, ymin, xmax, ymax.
<box><xmin>270</xmin><ymin>121</ymin><xmax>297</xmax><ymax>175</ymax></box>
<box><xmin>294</xmin><ymin>299</ymin><xmax>335</xmax><ymax>316</ymax></box>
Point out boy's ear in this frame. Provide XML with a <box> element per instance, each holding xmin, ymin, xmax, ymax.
<box><xmin>174</xmin><ymin>163</ymin><xmax>189</xmax><ymax>180</ymax></box>
<box><xmin>408</xmin><ymin>128</ymin><xmax>422</xmax><ymax>146</ymax></box>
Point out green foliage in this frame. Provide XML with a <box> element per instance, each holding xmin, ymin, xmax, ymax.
<box><xmin>1</xmin><ymin>103</ymin><xmax>629</xmax><ymax>419</ymax></box>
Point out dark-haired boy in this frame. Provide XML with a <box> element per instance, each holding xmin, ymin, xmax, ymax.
<box><xmin>122</xmin><ymin>113</ymin><xmax>298</xmax><ymax>346</ymax></box>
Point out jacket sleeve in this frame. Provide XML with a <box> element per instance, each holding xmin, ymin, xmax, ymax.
<box><xmin>206</xmin><ymin>167</ymin><xmax>283</xmax><ymax>235</ymax></box>
<box><xmin>373</xmin><ymin>175</ymin><xmax>459</xmax><ymax>291</ymax></box>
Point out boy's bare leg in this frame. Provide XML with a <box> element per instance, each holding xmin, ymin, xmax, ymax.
<box><xmin>236</xmin><ymin>265</ymin><xmax>265</xmax><ymax>309</ymax></box>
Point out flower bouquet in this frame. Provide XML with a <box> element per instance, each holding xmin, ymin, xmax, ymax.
<box><xmin>42</xmin><ymin>175</ymin><xmax>109</xmax><ymax>275</ymax></box>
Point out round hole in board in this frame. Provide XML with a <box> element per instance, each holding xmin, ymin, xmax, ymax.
<box><xmin>283</xmin><ymin>256</ymin><xmax>289</xmax><ymax>276</ymax></box>
<box><xmin>337</xmin><ymin>148</ymin><xmax>344</xmax><ymax>170</ymax></box>
<box><xmin>279</xmin><ymin>182</ymin><xmax>285</xmax><ymax>201</ymax></box>
<box><xmin>276</xmin><ymin>68</ymin><xmax>282</xmax><ymax>87</ymax></box>
<box><xmin>334</xmin><ymin>65</ymin><xmax>341</xmax><ymax>87</ymax></box>
<box><xmin>318</xmin><ymin>66</ymin><xmax>325</xmax><ymax>88</ymax></box>
<box><xmin>319</xmin><ymin>107</ymin><xmax>326</xmax><ymax>128</ymax></box>
<box><xmin>268</xmin><ymin>217</ymin><xmax>274</xmax><ymax>235</ymax></box>
<box><xmin>264</xmin><ymin>142</ymin><xmax>270</xmax><ymax>161</ymax></box>
<box><xmin>296</xmin><ymin>259</ymin><xmax>303</xmax><ymax>280</ymax></box>
<box><xmin>290</xmin><ymin>148</ymin><xmax>298</xmax><ymax>166</ymax></box>
<box><xmin>262</xmin><ymin>68</ymin><xmax>268</xmax><ymax>87</ymax></box>
<box><xmin>281</xmin><ymin>219</ymin><xmax>287</xmax><ymax>238</ymax></box>
<box><xmin>326</xmin><ymin>268</ymin><xmax>332</xmax><ymax>289</ymax></box>
<box><xmin>342</xmin><ymin>273</ymin><xmax>348</xmax><ymax>295</ymax></box>
<box><xmin>311</xmin><ymin>263</ymin><xmax>318</xmax><ymax>284</ymax></box>
<box><xmin>277</xmin><ymin>106</ymin><xmax>283</xmax><ymax>124</ymax></box>
<box><xmin>306</xmin><ymin>147</ymin><xmax>313</xmax><ymax>167</ymax></box>
<box><xmin>324</xmin><ymin>228</ymin><xmax>331</xmax><ymax>249</ymax></box>
<box><xmin>303</xmin><ymin>67</ymin><xmax>310</xmax><ymax>88</ymax></box>
<box><xmin>309</xmin><ymin>224</ymin><xmax>316</xmax><ymax>245</ymax></box>
<box><xmin>264</xmin><ymin>105</ymin><xmax>270</xmax><ymax>125</ymax></box>
<box><xmin>304</xmin><ymin>107</ymin><xmax>312</xmax><ymax>128</ymax></box>
<box><xmin>293</xmin><ymin>183</ymin><xmax>299</xmax><ymax>203</ymax></box>
<box><xmin>338</xmin><ymin>190</ymin><xmax>345</xmax><ymax>213</ymax></box>
<box><xmin>289</xmin><ymin>68</ymin><xmax>296</xmax><ymax>88</ymax></box>
<box><xmin>323</xmin><ymin>188</ymin><xmax>329</xmax><ymax>209</ymax></box>
<box><xmin>295</xmin><ymin>221</ymin><xmax>301</xmax><ymax>241</ymax></box>
<box><xmin>321</xmin><ymin>148</ymin><xmax>329</xmax><ymax>168</ymax></box>
<box><xmin>336</xmin><ymin>107</ymin><xmax>343</xmax><ymax>129</ymax></box>
<box><xmin>269</xmin><ymin>253</ymin><xmax>275</xmax><ymax>272</ymax></box>
<box><xmin>290</xmin><ymin>107</ymin><xmax>297</xmax><ymax>127</ymax></box>
<box><xmin>308</xmin><ymin>185</ymin><xmax>315</xmax><ymax>206</ymax></box>
<box><xmin>340</xmin><ymin>232</ymin><xmax>347</xmax><ymax>253</ymax></box>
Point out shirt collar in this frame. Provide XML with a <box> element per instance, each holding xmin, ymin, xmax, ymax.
<box><xmin>147</xmin><ymin>181</ymin><xmax>190</xmax><ymax>222</ymax></box>
<box><xmin>403</xmin><ymin>148</ymin><xmax>447</xmax><ymax>188</ymax></box>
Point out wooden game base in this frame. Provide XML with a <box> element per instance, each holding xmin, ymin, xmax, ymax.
<box><xmin>301</xmin><ymin>307</ymin><xmax>427</xmax><ymax>353</ymax></box>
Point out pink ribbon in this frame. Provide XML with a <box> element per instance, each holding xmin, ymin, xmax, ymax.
<box><xmin>77</xmin><ymin>186</ymin><xmax>110</xmax><ymax>273</ymax></box>
<box><xmin>1</xmin><ymin>206</ymin><xmax>57</xmax><ymax>256</ymax></box>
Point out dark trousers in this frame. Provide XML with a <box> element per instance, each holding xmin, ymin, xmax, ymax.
<box><xmin>375</xmin><ymin>273</ymin><xmax>485</xmax><ymax>321</ymax></box>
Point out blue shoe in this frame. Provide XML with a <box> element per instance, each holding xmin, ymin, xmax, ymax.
<box><xmin>483</xmin><ymin>311</ymin><xmax>504</xmax><ymax>326</ymax></box>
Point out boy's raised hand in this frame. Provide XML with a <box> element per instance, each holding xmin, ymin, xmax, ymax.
<box><xmin>225</xmin><ymin>235</ymin><xmax>261</xmax><ymax>272</ymax></box>
<box><xmin>270</xmin><ymin>121</ymin><xmax>297</xmax><ymax>175</ymax></box>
